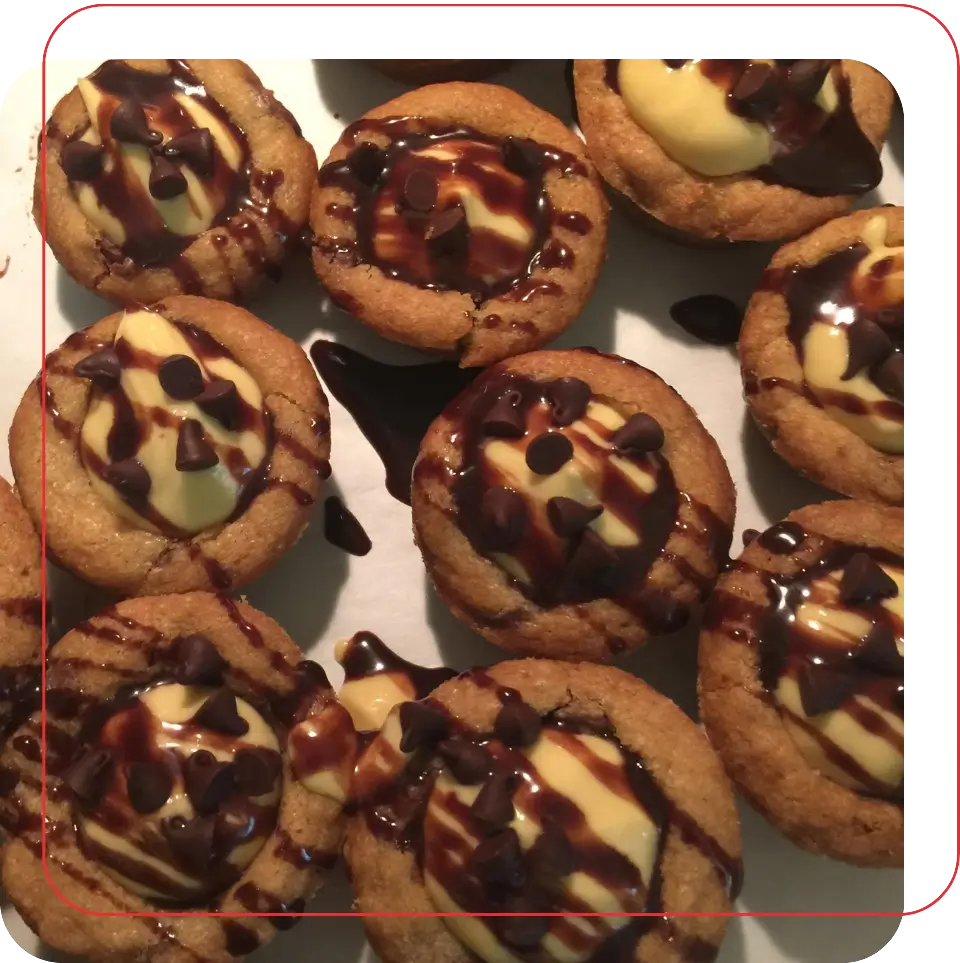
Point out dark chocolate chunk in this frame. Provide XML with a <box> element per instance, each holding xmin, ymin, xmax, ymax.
<box><xmin>63</xmin><ymin>748</ymin><xmax>114</xmax><ymax>807</ymax></box>
<box><xmin>346</xmin><ymin>141</ymin><xmax>385</xmax><ymax>187</ymax></box>
<box><xmin>148</xmin><ymin>154</ymin><xmax>188</xmax><ymax>200</ymax></box>
<box><xmin>546</xmin><ymin>496</ymin><xmax>602</xmax><ymax>538</ymax></box>
<box><xmin>60</xmin><ymin>140</ymin><xmax>104</xmax><ymax>181</ymax></box>
<box><xmin>611</xmin><ymin>413</ymin><xmax>664</xmax><ymax>454</ymax></box>
<box><xmin>163</xmin><ymin>128</ymin><xmax>214</xmax><ymax>178</ymax></box>
<box><xmin>439</xmin><ymin>739</ymin><xmax>491</xmax><ymax>785</ymax></box>
<box><xmin>786</xmin><ymin>60</ymin><xmax>832</xmax><ymax>102</ymax></box>
<box><xmin>527</xmin><ymin>823</ymin><xmax>574</xmax><ymax>886</ymax></box>
<box><xmin>183</xmin><ymin>749</ymin><xmax>236</xmax><ymax>814</ymax></box>
<box><xmin>74</xmin><ymin>347</ymin><xmax>121</xmax><ymax>390</ymax></box>
<box><xmin>482</xmin><ymin>390</ymin><xmax>526</xmax><ymax>438</ymax></box>
<box><xmin>839</xmin><ymin>553</ymin><xmax>898</xmax><ymax>605</ymax></box>
<box><xmin>159</xmin><ymin>354</ymin><xmax>204</xmax><ymax>400</ymax></box>
<box><xmin>493</xmin><ymin>897</ymin><xmax>550</xmax><ymax>949</ymax></box>
<box><xmin>871</xmin><ymin>351</ymin><xmax>903</xmax><ymax>402</ymax></box>
<box><xmin>566</xmin><ymin>529</ymin><xmax>618</xmax><ymax>589</ymax></box>
<box><xmin>176</xmin><ymin>418</ymin><xmax>219</xmax><ymax>472</ymax></box>
<box><xmin>109</xmin><ymin>98</ymin><xmax>162</xmax><ymax>147</ymax></box>
<box><xmin>502</xmin><ymin>137</ymin><xmax>543</xmax><ymax>178</ymax></box>
<box><xmin>731</xmin><ymin>63</ymin><xmax>780</xmax><ymax>121</ymax></box>
<box><xmin>664</xmin><ymin>59</ymin><xmax>688</xmax><ymax>69</ymax></box>
<box><xmin>797</xmin><ymin>663</ymin><xmax>858</xmax><ymax>717</ymax></box>
<box><xmin>174</xmin><ymin>634</ymin><xmax>226</xmax><ymax>686</ymax></box>
<box><xmin>854</xmin><ymin>623</ymin><xmax>903</xmax><ymax>675</ymax></box>
<box><xmin>525</xmin><ymin>432</ymin><xmax>574</xmax><ymax>475</ymax></box>
<box><xmin>546</xmin><ymin>377</ymin><xmax>591</xmax><ymax>427</ymax></box>
<box><xmin>164</xmin><ymin>814</ymin><xmax>216</xmax><ymax>871</ymax></box>
<box><xmin>494</xmin><ymin>701</ymin><xmax>542</xmax><ymax>748</ymax></box>
<box><xmin>103</xmin><ymin>459</ymin><xmax>151</xmax><ymax>500</ymax></box>
<box><xmin>425</xmin><ymin>206</ymin><xmax>469</xmax><ymax>257</ymax></box>
<box><xmin>480</xmin><ymin>487</ymin><xmax>527</xmax><ymax>551</ymax></box>
<box><xmin>669</xmin><ymin>294</ymin><xmax>743</xmax><ymax>345</ymax></box>
<box><xmin>470</xmin><ymin>772</ymin><xmax>516</xmax><ymax>830</ymax></box>
<box><xmin>402</xmin><ymin>169</ymin><xmax>438</xmax><ymax>213</ymax></box>
<box><xmin>741</xmin><ymin>528</ymin><xmax>760</xmax><ymax>546</ymax></box>
<box><xmin>471</xmin><ymin>828</ymin><xmax>524</xmax><ymax>888</ymax></box>
<box><xmin>195</xmin><ymin>380</ymin><xmax>240</xmax><ymax>430</ymax></box>
<box><xmin>195</xmin><ymin>688</ymin><xmax>249</xmax><ymax>737</ymax></box>
<box><xmin>843</xmin><ymin>320</ymin><xmax>893</xmax><ymax>380</ymax></box>
<box><xmin>234</xmin><ymin>748</ymin><xmax>282</xmax><ymax>797</ymax></box>
<box><xmin>398</xmin><ymin>700</ymin><xmax>449</xmax><ymax>753</ymax></box>
<box><xmin>637</xmin><ymin>588</ymin><xmax>689</xmax><ymax>633</ymax></box>
<box><xmin>125</xmin><ymin>760</ymin><xmax>173</xmax><ymax>814</ymax></box>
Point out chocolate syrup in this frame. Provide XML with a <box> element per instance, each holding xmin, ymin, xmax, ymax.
<box><xmin>309</xmin><ymin>339</ymin><xmax>478</xmax><ymax>505</ymax></box>
<box><xmin>0</xmin><ymin>596</ymin><xmax>42</xmax><ymax>625</ymax></box>
<box><xmin>340</xmin><ymin>631</ymin><xmax>456</xmax><ymax>698</ymax></box>
<box><xmin>0</xmin><ymin>255</ymin><xmax>10</xmax><ymax>279</ymax></box>
<box><xmin>323</xmin><ymin>495</ymin><xmax>372</xmax><ymax>556</ymax></box>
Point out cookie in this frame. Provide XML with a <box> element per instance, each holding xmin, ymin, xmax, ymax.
<box><xmin>412</xmin><ymin>348</ymin><xmax>735</xmax><ymax>661</ymax></box>
<box><xmin>0</xmin><ymin>477</ymin><xmax>42</xmax><ymax>749</ymax></box>
<box><xmin>310</xmin><ymin>83</ymin><xmax>609</xmax><ymax>367</ymax></box>
<box><xmin>370</xmin><ymin>60</ymin><xmax>510</xmax><ymax>85</ymax></box>
<box><xmin>38</xmin><ymin>59</ymin><xmax>316</xmax><ymax>303</ymax></box>
<box><xmin>699</xmin><ymin>500</ymin><xmax>903</xmax><ymax>866</ymax></box>
<box><xmin>347</xmin><ymin>658</ymin><xmax>742</xmax><ymax>963</ymax></box>
<box><xmin>574</xmin><ymin>60</ymin><xmax>894</xmax><ymax>242</ymax></box>
<box><xmin>0</xmin><ymin>592</ymin><xmax>357</xmax><ymax>962</ymax></box>
<box><xmin>740</xmin><ymin>206</ymin><xmax>903</xmax><ymax>504</ymax></box>
<box><xmin>9</xmin><ymin>296</ymin><xmax>330</xmax><ymax>595</ymax></box>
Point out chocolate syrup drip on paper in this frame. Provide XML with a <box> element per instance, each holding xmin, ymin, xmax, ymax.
<box><xmin>323</xmin><ymin>495</ymin><xmax>372</xmax><ymax>556</ymax></box>
<box><xmin>341</xmin><ymin>630</ymin><xmax>456</xmax><ymax>700</ymax></box>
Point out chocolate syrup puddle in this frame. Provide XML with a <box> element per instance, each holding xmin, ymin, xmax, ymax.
<box><xmin>341</xmin><ymin>631</ymin><xmax>456</xmax><ymax>700</ymax></box>
<box><xmin>309</xmin><ymin>340</ymin><xmax>478</xmax><ymax>505</ymax></box>
<box><xmin>323</xmin><ymin>495</ymin><xmax>372</xmax><ymax>556</ymax></box>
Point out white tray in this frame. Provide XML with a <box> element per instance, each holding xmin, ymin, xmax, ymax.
<box><xmin>0</xmin><ymin>59</ymin><xmax>904</xmax><ymax>963</ymax></box>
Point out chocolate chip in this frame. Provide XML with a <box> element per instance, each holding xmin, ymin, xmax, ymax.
<box><xmin>786</xmin><ymin>60</ymin><xmax>832</xmax><ymax>101</ymax></box>
<box><xmin>164</xmin><ymin>814</ymin><xmax>216</xmax><ymax>871</ymax></box>
<box><xmin>637</xmin><ymin>588</ymin><xmax>689</xmax><ymax>633</ymax></box>
<box><xmin>195</xmin><ymin>380</ymin><xmax>240</xmax><ymax>430</ymax></box>
<box><xmin>74</xmin><ymin>347</ymin><xmax>121</xmax><ymax>390</ymax></box>
<box><xmin>125</xmin><ymin>760</ymin><xmax>173</xmax><ymax>814</ymax></box>
<box><xmin>871</xmin><ymin>352</ymin><xmax>903</xmax><ymax>402</ymax></box>
<box><xmin>158</xmin><ymin>354</ymin><xmax>204</xmax><ymax>400</ymax></box>
<box><xmin>294</xmin><ymin>659</ymin><xmax>330</xmax><ymax>692</ymax></box>
<box><xmin>149</xmin><ymin>154</ymin><xmax>188</xmax><ymax>200</ymax></box>
<box><xmin>346</xmin><ymin>142</ymin><xmax>385</xmax><ymax>187</ymax></box>
<box><xmin>664</xmin><ymin>60</ymin><xmax>688</xmax><ymax>69</ymax></box>
<box><xmin>234</xmin><ymin>748</ymin><xmax>282</xmax><ymax>797</ymax></box>
<box><xmin>731</xmin><ymin>63</ymin><xmax>780</xmax><ymax>121</ymax></box>
<box><xmin>797</xmin><ymin>663</ymin><xmax>857</xmax><ymax>717</ymax></box>
<box><xmin>398</xmin><ymin>700</ymin><xmax>449</xmax><ymax>753</ymax></box>
<box><xmin>742</xmin><ymin>528</ymin><xmax>760</xmax><ymax>546</ymax></box>
<box><xmin>470</xmin><ymin>772</ymin><xmax>516</xmax><ymax>831</ymax></box>
<box><xmin>525</xmin><ymin>432</ymin><xmax>573</xmax><ymax>475</ymax></box>
<box><xmin>854</xmin><ymin>623</ymin><xmax>903</xmax><ymax>675</ymax></box>
<box><xmin>471</xmin><ymin>828</ymin><xmax>524</xmax><ymax>888</ymax></box>
<box><xmin>482</xmin><ymin>389</ymin><xmax>526</xmax><ymax>438</ymax></box>
<box><xmin>494</xmin><ymin>701</ymin><xmax>541</xmax><ymax>748</ymax></box>
<box><xmin>669</xmin><ymin>294</ymin><xmax>742</xmax><ymax>345</ymax></box>
<box><xmin>439</xmin><ymin>739</ymin><xmax>491</xmax><ymax>784</ymax></box>
<box><xmin>60</xmin><ymin>140</ymin><xmax>104</xmax><ymax>181</ymax></box>
<box><xmin>546</xmin><ymin>496</ymin><xmax>602</xmax><ymax>538</ymax></box>
<box><xmin>493</xmin><ymin>897</ymin><xmax>550</xmax><ymax>949</ymax></box>
<box><xmin>176</xmin><ymin>419</ymin><xmax>219</xmax><ymax>472</ymax></box>
<box><xmin>103</xmin><ymin>458</ymin><xmax>151</xmax><ymax>500</ymax></box>
<box><xmin>843</xmin><ymin>320</ymin><xmax>893</xmax><ymax>380</ymax></box>
<box><xmin>183</xmin><ymin>749</ymin><xmax>236</xmax><ymax>814</ymax></box>
<box><xmin>546</xmin><ymin>377</ymin><xmax>591</xmax><ymax>427</ymax></box>
<box><xmin>163</xmin><ymin>128</ymin><xmax>214</xmax><ymax>178</ymax></box>
<box><xmin>480</xmin><ymin>487</ymin><xmax>527</xmax><ymax>551</ymax></box>
<box><xmin>611</xmin><ymin>413</ymin><xmax>664</xmax><ymax>454</ymax></box>
<box><xmin>425</xmin><ymin>206</ymin><xmax>469</xmax><ymax>257</ymax></box>
<box><xmin>174</xmin><ymin>634</ymin><xmax>226</xmax><ymax>686</ymax></box>
<box><xmin>502</xmin><ymin>137</ymin><xmax>543</xmax><ymax>178</ymax></box>
<box><xmin>402</xmin><ymin>169</ymin><xmax>438</xmax><ymax>212</ymax></box>
<box><xmin>63</xmin><ymin>748</ymin><xmax>114</xmax><ymax>807</ymax></box>
<box><xmin>194</xmin><ymin>688</ymin><xmax>249</xmax><ymax>736</ymax></box>
<box><xmin>566</xmin><ymin>529</ymin><xmax>618</xmax><ymax>589</ymax></box>
<box><xmin>109</xmin><ymin>98</ymin><xmax>162</xmax><ymax>147</ymax></box>
<box><xmin>527</xmin><ymin>824</ymin><xmax>574</xmax><ymax>887</ymax></box>
<box><xmin>839</xmin><ymin>553</ymin><xmax>899</xmax><ymax>605</ymax></box>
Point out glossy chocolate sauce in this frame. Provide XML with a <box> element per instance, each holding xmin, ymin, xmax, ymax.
<box><xmin>340</xmin><ymin>631</ymin><xmax>456</xmax><ymax>699</ymax></box>
<box><xmin>323</xmin><ymin>495</ymin><xmax>372</xmax><ymax>556</ymax></box>
<box><xmin>309</xmin><ymin>339</ymin><xmax>478</xmax><ymax>504</ymax></box>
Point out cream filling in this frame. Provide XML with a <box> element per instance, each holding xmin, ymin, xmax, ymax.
<box><xmin>73</xmin><ymin>75</ymin><xmax>244</xmax><ymax>244</ymax></box>
<box><xmin>424</xmin><ymin>729</ymin><xmax>659</xmax><ymax>963</ymax></box>
<box><xmin>80</xmin><ymin>683</ymin><xmax>280</xmax><ymax>901</ymax></box>
<box><xmin>332</xmin><ymin>636</ymin><xmax>418</xmax><ymax>733</ymax></box>
<box><xmin>775</xmin><ymin>565</ymin><xmax>903</xmax><ymax>793</ymax></box>
<box><xmin>288</xmin><ymin>701</ymin><xmax>356</xmax><ymax>801</ymax></box>
<box><xmin>81</xmin><ymin>307</ymin><xmax>267</xmax><ymax>535</ymax></box>
<box><xmin>617</xmin><ymin>59</ymin><xmax>837</xmax><ymax>177</ymax></box>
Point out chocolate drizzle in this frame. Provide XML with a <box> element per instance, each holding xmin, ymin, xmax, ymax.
<box><xmin>340</xmin><ymin>631</ymin><xmax>456</xmax><ymax>702</ymax></box>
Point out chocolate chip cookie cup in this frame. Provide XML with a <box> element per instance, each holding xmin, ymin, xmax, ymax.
<box><xmin>370</xmin><ymin>60</ymin><xmax>511</xmax><ymax>85</ymax></box>
<box><xmin>699</xmin><ymin>501</ymin><xmax>903</xmax><ymax>866</ymax></box>
<box><xmin>311</xmin><ymin>83</ymin><xmax>609</xmax><ymax>367</ymax></box>
<box><xmin>574</xmin><ymin>60</ymin><xmax>894</xmax><ymax>243</ymax></box>
<box><xmin>39</xmin><ymin>59</ymin><xmax>316</xmax><ymax>303</ymax></box>
<box><xmin>740</xmin><ymin>206</ymin><xmax>903</xmax><ymax>504</ymax></box>
<box><xmin>347</xmin><ymin>659</ymin><xmax>742</xmax><ymax>963</ymax></box>
<box><xmin>412</xmin><ymin>348</ymin><xmax>735</xmax><ymax>661</ymax></box>
<box><xmin>9</xmin><ymin>296</ymin><xmax>330</xmax><ymax>596</ymax></box>
<box><xmin>0</xmin><ymin>593</ymin><xmax>357</xmax><ymax>961</ymax></box>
